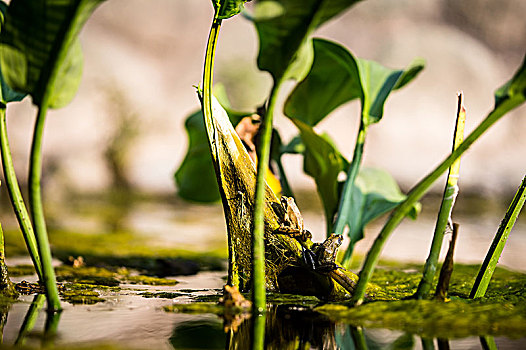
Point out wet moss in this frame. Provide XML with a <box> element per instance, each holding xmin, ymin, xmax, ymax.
<box><xmin>2</xmin><ymin>229</ymin><xmax>226</xmax><ymax>277</ymax></box>
<box><xmin>125</xmin><ymin>275</ymin><xmax>178</xmax><ymax>286</ymax></box>
<box><xmin>6</xmin><ymin>265</ymin><xmax>35</xmax><ymax>277</ymax></box>
<box><xmin>56</xmin><ymin>266</ymin><xmax>120</xmax><ymax>287</ymax></box>
<box><xmin>315</xmin><ymin>263</ymin><xmax>526</xmax><ymax>338</ymax></box>
<box><xmin>139</xmin><ymin>292</ymin><xmax>186</xmax><ymax>299</ymax></box>
<box><xmin>164</xmin><ymin>303</ymin><xmax>223</xmax><ymax>314</ymax></box>
<box><xmin>61</xmin><ymin>289</ymin><xmax>105</xmax><ymax>305</ymax></box>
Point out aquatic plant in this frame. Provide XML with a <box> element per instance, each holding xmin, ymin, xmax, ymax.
<box><xmin>470</xmin><ymin>175</ymin><xmax>526</xmax><ymax>299</ymax></box>
<box><xmin>414</xmin><ymin>92</ymin><xmax>466</xmax><ymax>299</ymax></box>
<box><xmin>0</xmin><ymin>0</ymin><xmax>106</xmax><ymax>310</ymax></box>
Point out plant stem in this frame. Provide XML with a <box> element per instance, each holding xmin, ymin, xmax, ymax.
<box><xmin>350</xmin><ymin>94</ymin><xmax>525</xmax><ymax>306</ymax></box>
<box><xmin>15</xmin><ymin>294</ymin><xmax>45</xmax><ymax>346</ymax></box>
<box><xmin>434</xmin><ymin>222</ymin><xmax>459</xmax><ymax>301</ymax></box>
<box><xmin>252</xmin><ymin>81</ymin><xmax>281</xmax><ymax>313</ymax></box>
<box><xmin>470</xmin><ymin>175</ymin><xmax>526</xmax><ymax>299</ymax></box>
<box><xmin>415</xmin><ymin>92</ymin><xmax>465</xmax><ymax>299</ymax></box>
<box><xmin>29</xmin><ymin>104</ymin><xmax>61</xmax><ymax>311</ymax></box>
<box><xmin>337</xmin><ymin>120</ymin><xmax>367</xmax><ymax>262</ymax></box>
<box><xmin>0</xmin><ymin>107</ymin><xmax>43</xmax><ymax>280</ymax></box>
<box><xmin>251</xmin><ymin>313</ymin><xmax>266</xmax><ymax>350</ymax></box>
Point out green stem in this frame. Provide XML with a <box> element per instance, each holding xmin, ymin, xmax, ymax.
<box><xmin>252</xmin><ymin>82</ymin><xmax>282</xmax><ymax>313</ymax></box>
<box><xmin>480</xmin><ymin>336</ymin><xmax>498</xmax><ymax>350</ymax></box>
<box><xmin>29</xmin><ymin>105</ymin><xmax>61</xmax><ymax>311</ymax></box>
<box><xmin>470</xmin><ymin>175</ymin><xmax>526</xmax><ymax>299</ymax></box>
<box><xmin>337</xmin><ymin>120</ymin><xmax>367</xmax><ymax>262</ymax></box>
<box><xmin>0</xmin><ymin>107</ymin><xmax>43</xmax><ymax>279</ymax></box>
<box><xmin>251</xmin><ymin>313</ymin><xmax>266</xmax><ymax>350</ymax></box>
<box><xmin>350</xmin><ymin>94</ymin><xmax>525</xmax><ymax>306</ymax></box>
<box><xmin>15</xmin><ymin>294</ymin><xmax>46</xmax><ymax>346</ymax></box>
<box><xmin>415</xmin><ymin>93</ymin><xmax>465</xmax><ymax>299</ymax></box>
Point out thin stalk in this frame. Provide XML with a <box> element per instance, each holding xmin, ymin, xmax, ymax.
<box><xmin>29</xmin><ymin>104</ymin><xmax>61</xmax><ymax>311</ymax></box>
<box><xmin>252</xmin><ymin>82</ymin><xmax>282</xmax><ymax>313</ymax></box>
<box><xmin>470</xmin><ymin>175</ymin><xmax>526</xmax><ymax>299</ymax></box>
<box><xmin>338</xmin><ymin>120</ymin><xmax>367</xmax><ymax>263</ymax></box>
<box><xmin>0</xmin><ymin>107</ymin><xmax>43</xmax><ymax>279</ymax></box>
<box><xmin>349</xmin><ymin>326</ymin><xmax>367</xmax><ymax>350</ymax></box>
<box><xmin>421</xmin><ymin>338</ymin><xmax>435</xmax><ymax>350</ymax></box>
<box><xmin>415</xmin><ymin>92</ymin><xmax>465</xmax><ymax>299</ymax></box>
<box><xmin>480</xmin><ymin>336</ymin><xmax>498</xmax><ymax>350</ymax></box>
<box><xmin>434</xmin><ymin>223</ymin><xmax>459</xmax><ymax>301</ymax></box>
<box><xmin>15</xmin><ymin>294</ymin><xmax>46</xmax><ymax>346</ymax></box>
<box><xmin>350</xmin><ymin>94</ymin><xmax>525</xmax><ymax>306</ymax></box>
<box><xmin>26</xmin><ymin>0</ymin><xmax>89</xmax><ymax>314</ymax></box>
<box><xmin>251</xmin><ymin>313</ymin><xmax>266</xmax><ymax>350</ymax></box>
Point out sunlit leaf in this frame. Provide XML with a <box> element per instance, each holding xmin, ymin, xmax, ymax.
<box><xmin>175</xmin><ymin>110</ymin><xmax>221</xmax><ymax>202</ymax></box>
<box><xmin>285</xmin><ymin>38</ymin><xmax>425</xmax><ymax>126</ymax></box>
<box><xmin>290</xmin><ymin>118</ymin><xmax>346</xmax><ymax>227</ymax></box>
<box><xmin>0</xmin><ymin>0</ymin><xmax>105</xmax><ymax>109</ymax></box>
<box><xmin>346</xmin><ymin>168</ymin><xmax>420</xmax><ymax>248</ymax></box>
<box><xmin>253</xmin><ymin>0</ymin><xmax>361</xmax><ymax>82</ymax></box>
<box><xmin>0</xmin><ymin>1</ymin><xmax>25</xmax><ymax>104</ymax></box>
<box><xmin>212</xmin><ymin>0</ymin><xmax>249</xmax><ymax>19</ymax></box>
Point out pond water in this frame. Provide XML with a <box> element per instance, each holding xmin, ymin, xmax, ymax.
<box><xmin>0</xmin><ymin>192</ymin><xmax>525</xmax><ymax>349</ymax></box>
<box><xmin>1</xmin><ymin>271</ymin><xmax>525</xmax><ymax>350</ymax></box>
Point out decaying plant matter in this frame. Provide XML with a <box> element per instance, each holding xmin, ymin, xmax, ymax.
<box><xmin>203</xmin><ymin>96</ymin><xmax>358</xmax><ymax>299</ymax></box>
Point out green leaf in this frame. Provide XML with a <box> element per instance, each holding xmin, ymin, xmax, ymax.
<box><xmin>253</xmin><ymin>0</ymin><xmax>361</xmax><ymax>82</ymax></box>
<box><xmin>346</xmin><ymin>168</ymin><xmax>420</xmax><ymax>248</ymax></box>
<box><xmin>290</xmin><ymin>118</ymin><xmax>346</xmax><ymax>228</ymax></box>
<box><xmin>213</xmin><ymin>0</ymin><xmax>249</xmax><ymax>20</ymax></box>
<box><xmin>494</xmin><ymin>54</ymin><xmax>526</xmax><ymax>108</ymax></box>
<box><xmin>285</xmin><ymin>38</ymin><xmax>424</xmax><ymax>126</ymax></box>
<box><xmin>0</xmin><ymin>1</ymin><xmax>25</xmax><ymax>104</ymax></box>
<box><xmin>175</xmin><ymin>109</ymin><xmax>221</xmax><ymax>203</ymax></box>
<box><xmin>0</xmin><ymin>0</ymin><xmax>105</xmax><ymax>109</ymax></box>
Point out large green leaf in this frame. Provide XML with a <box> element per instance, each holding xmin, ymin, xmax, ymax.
<box><xmin>0</xmin><ymin>1</ymin><xmax>25</xmax><ymax>104</ymax></box>
<box><xmin>212</xmin><ymin>0</ymin><xmax>250</xmax><ymax>19</ymax></box>
<box><xmin>0</xmin><ymin>0</ymin><xmax>105</xmax><ymax>109</ymax></box>
<box><xmin>175</xmin><ymin>109</ymin><xmax>221</xmax><ymax>203</ymax></box>
<box><xmin>346</xmin><ymin>168</ymin><xmax>419</xmax><ymax>249</ymax></box>
<box><xmin>290</xmin><ymin>118</ymin><xmax>346</xmax><ymax>228</ymax></box>
<box><xmin>253</xmin><ymin>0</ymin><xmax>361</xmax><ymax>82</ymax></box>
<box><xmin>176</xmin><ymin>88</ymin><xmax>252</xmax><ymax>202</ymax></box>
<box><xmin>285</xmin><ymin>38</ymin><xmax>425</xmax><ymax>126</ymax></box>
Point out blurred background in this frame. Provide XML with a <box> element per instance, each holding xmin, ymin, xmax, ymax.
<box><xmin>1</xmin><ymin>0</ymin><xmax>525</xmax><ymax>268</ymax></box>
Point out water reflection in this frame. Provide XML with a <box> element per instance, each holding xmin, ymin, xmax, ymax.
<box><xmin>169</xmin><ymin>303</ymin><xmax>510</xmax><ymax>350</ymax></box>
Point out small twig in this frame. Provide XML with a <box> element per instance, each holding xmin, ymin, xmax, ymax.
<box><xmin>434</xmin><ymin>223</ymin><xmax>459</xmax><ymax>301</ymax></box>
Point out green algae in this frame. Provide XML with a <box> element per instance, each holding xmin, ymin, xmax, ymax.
<box><xmin>164</xmin><ymin>302</ymin><xmax>223</xmax><ymax>314</ymax></box>
<box><xmin>2</xmin><ymin>229</ymin><xmax>226</xmax><ymax>276</ymax></box>
<box><xmin>61</xmin><ymin>289</ymin><xmax>105</xmax><ymax>305</ymax></box>
<box><xmin>7</xmin><ymin>265</ymin><xmax>36</xmax><ymax>277</ymax></box>
<box><xmin>126</xmin><ymin>275</ymin><xmax>178</xmax><ymax>286</ymax></box>
<box><xmin>139</xmin><ymin>292</ymin><xmax>186</xmax><ymax>298</ymax></box>
<box><xmin>55</xmin><ymin>265</ymin><xmax>180</xmax><ymax>287</ymax></box>
<box><xmin>314</xmin><ymin>263</ymin><xmax>526</xmax><ymax>338</ymax></box>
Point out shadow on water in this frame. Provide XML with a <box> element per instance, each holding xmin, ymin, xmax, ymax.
<box><xmin>169</xmin><ymin>303</ymin><xmax>524</xmax><ymax>350</ymax></box>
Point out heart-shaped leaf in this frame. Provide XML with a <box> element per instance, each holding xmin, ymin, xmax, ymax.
<box><xmin>0</xmin><ymin>0</ymin><xmax>105</xmax><ymax>109</ymax></box>
<box><xmin>290</xmin><ymin>118</ymin><xmax>347</xmax><ymax>228</ymax></box>
<box><xmin>0</xmin><ymin>1</ymin><xmax>25</xmax><ymax>104</ymax></box>
<box><xmin>175</xmin><ymin>109</ymin><xmax>222</xmax><ymax>202</ymax></box>
<box><xmin>285</xmin><ymin>38</ymin><xmax>425</xmax><ymax>126</ymax></box>
<box><xmin>253</xmin><ymin>0</ymin><xmax>361</xmax><ymax>82</ymax></box>
<box><xmin>212</xmin><ymin>0</ymin><xmax>250</xmax><ymax>19</ymax></box>
<box><xmin>346</xmin><ymin>168</ymin><xmax>420</xmax><ymax>250</ymax></box>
